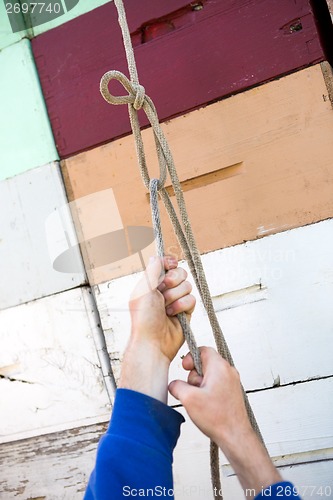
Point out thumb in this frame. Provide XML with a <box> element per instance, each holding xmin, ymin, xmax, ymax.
<box><xmin>169</xmin><ymin>379</ymin><xmax>195</xmax><ymax>403</ymax></box>
<box><xmin>131</xmin><ymin>256</ymin><xmax>164</xmax><ymax>301</ymax></box>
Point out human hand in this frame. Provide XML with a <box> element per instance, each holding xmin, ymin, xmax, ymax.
<box><xmin>119</xmin><ymin>256</ymin><xmax>196</xmax><ymax>403</ymax></box>
<box><xmin>169</xmin><ymin>347</ymin><xmax>281</xmax><ymax>497</ymax></box>
<box><xmin>129</xmin><ymin>255</ymin><xmax>196</xmax><ymax>363</ymax></box>
<box><xmin>169</xmin><ymin>346</ymin><xmax>252</xmax><ymax>447</ymax></box>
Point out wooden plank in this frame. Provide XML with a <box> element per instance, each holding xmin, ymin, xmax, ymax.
<box><xmin>32</xmin><ymin>0</ymin><xmax>328</xmax><ymax>158</ymax></box>
<box><xmin>0</xmin><ymin>39</ymin><xmax>58</xmax><ymax>181</ymax></box>
<box><xmin>0</xmin><ymin>421</ymin><xmax>108</xmax><ymax>499</ymax></box>
<box><xmin>0</xmin><ymin>162</ymin><xmax>86</xmax><ymax>310</ymax></box>
<box><xmin>0</xmin><ymin>287</ymin><xmax>110</xmax><ymax>443</ymax></box>
<box><xmin>93</xmin><ymin>219</ymin><xmax>333</xmax><ymax>394</ymax></box>
<box><xmin>62</xmin><ymin>64</ymin><xmax>333</xmax><ymax>284</ymax></box>
<box><xmin>174</xmin><ymin>378</ymin><xmax>333</xmax><ymax>499</ymax></box>
<box><xmin>1</xmin><ymin>379</ymin><xmax>332</xmax><ymax>498</ymax></box>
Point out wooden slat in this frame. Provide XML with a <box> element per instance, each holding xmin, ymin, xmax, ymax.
<box><xmin>93</xmin><ymin>219</ymin><xmax>333</xmax><ymax>394</ymax></box>
<box><xmin>0</xmin><ymin>287</ymin><xmax>110</xmax><ymax>443</ymax></box>
<box><xmin>0</xmin><ymin>39</ymin><xmax>58</xmax><ymax>181</ymax></box>
<box><xmin>62</xmin><ymin>64</ymin><xmax>333</xmax><ymax>285</ymax></box>
<box><xmin>0</xmin><ymin>421</ymin><xmax>107</xmax><ymax>499</ymax></box>
<box><xmin>0</xmin><ymin>162</ymin><xmax>86</xmax><ymax>310</ymax></box>
<box><xmin>1</xmin><ymin>379</ymin><xmax>332</xmax><ymax>498</ymax></box>
<box><xmin>32</xmin><ymin>0</ymin><xmax>328</xmax><ymax>158</ymax></box>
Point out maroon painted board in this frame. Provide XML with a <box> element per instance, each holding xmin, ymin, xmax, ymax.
<box><xmin>32</xmin><ymin>0</ymin><xmax>330</xmax><ymax>158</ymax></box>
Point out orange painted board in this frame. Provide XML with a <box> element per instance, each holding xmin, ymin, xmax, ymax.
<box><xmin>62</xmin><ymin>64</ymin><xmax>333</xmax><ymax>284</ymax></box>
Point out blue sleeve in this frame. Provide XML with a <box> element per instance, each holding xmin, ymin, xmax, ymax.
<box><xmin>255</xmin><ymin>481</ymin><xmax>302</xmax><ymax>499</ymax></box>
<box><xmin>84</xmin><ymin>388</ymin><xmax>185</xmax><ymax>500</ymax></box>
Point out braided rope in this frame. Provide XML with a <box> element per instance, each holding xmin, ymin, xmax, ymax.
<box><xmin>100</xmin><ymin>1</ymin><xmax>266</xmax><ymax>497</ymax></box>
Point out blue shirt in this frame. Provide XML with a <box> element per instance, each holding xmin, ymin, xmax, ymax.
<box><xmin>84</xmin><ymin>389</ymin><xmax>301</xmax><ymax>499</ymax></box>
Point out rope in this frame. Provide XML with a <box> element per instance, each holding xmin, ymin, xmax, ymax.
<box><xmin>100</xmin><ymin>1</ymin><xmax>266</xmax><ymax>497</ymax></box>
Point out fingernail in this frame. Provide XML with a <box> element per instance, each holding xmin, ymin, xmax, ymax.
<box><xmin>149</xmin><ymin>256</ymin><xmax>156</xmax><ymax>264</ymax></box>
<box><xmin>166</xmin><ymin>306</ymin><xmax>173</xmax><ymax>315</ymax></box>
<box><xmin>159</xmin><ymin>282</ymin><xmax>166</xmax><ymax>291</ymax></box>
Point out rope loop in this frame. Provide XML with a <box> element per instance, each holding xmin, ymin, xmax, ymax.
<box><xmin>100</xmin><ymin>70</ymin><xmax>146</xmax><ymax>110</ymax></box>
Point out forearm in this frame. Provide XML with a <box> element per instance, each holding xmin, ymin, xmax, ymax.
<box><xmin>119</xmin><ymin>340</ymin><xmax>170</xmax><ymax>403</ymax></box>
<box><xmin>218</xmin><ymin>428</ymin><xmax>281</xmax><ymax>499</ymax></box>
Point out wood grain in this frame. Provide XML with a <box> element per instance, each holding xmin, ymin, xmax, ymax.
<box><xmin>0</xmin><ymin>39</ymin><xmax>58</xmax><ymax>181</ymax></box>
<box><xmin>1</xmin><ymin>379</ymin><xmax>332</xmax><ymax>499</ymax></box>
<box><xmin>0</xmin><ymin>162</ymin><xmax>86</xmax><ymax>310</ymax></box>
<box><xmin>0</xmin><ymin>287</ymin><xmax>110</xmax><ymax>443</ymax></box>
<box><xmin>0</xmin><ymin>421</ymin><xmax>108</xmax><ymax>499</ymax></box>
<box><xmin>94</xmin><ymin>219</ymin><xmax>333</xmax><ymax>395</ymax></box>
<box><xmin>62</xmin><ymin>64</ymin><xmax>333</xmax><ymax>284</ymax></box>
<box><xmin>32</xmin><ymin>0</ymin><xmax>328</xmax><ymax>157</ymax></box>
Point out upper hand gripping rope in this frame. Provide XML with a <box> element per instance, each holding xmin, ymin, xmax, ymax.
<box><xmin>99</xmin><ymin>1</ymin><xmax>265</xmax><ymax>497</ymax></box>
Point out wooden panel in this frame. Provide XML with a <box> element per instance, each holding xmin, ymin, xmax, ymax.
<box><xmin>0</xmin><ymin>162</ymin><xmax>86</xmax><ymax>310</ymax></box>
<box><xmin>93</xmin><ymin>219</ymin><xmax>333</xmax><ymax>395</ymax></box>
<box><xmin>62</xmin><ymin>64</ymin><xmax>333</xmax><ymax>284</ymax></box>
<box><xmin>0</xmin><ymin>287</ymin><xmax>110</xmax><ymax>443</ymax></box>
<box><xmin>174</xmin><ymin>378</ymin><xmax>333</xmax><ymax>499</ymax></box>
<box><xmin>32</xmin><ymin>0</ymin><xmax>328</xmax><ymax>158</ymax></box>
<box><xmin>0</xmin><ymin>39</ymin><xmax>58</xmax><ymax>181</ymax></box>
<box><xmin>1</xmin><ymin>379</ymin><xmax>332</xmax><ymax>498</ymax></box>
<box><xmin>0</xmin><ymin>421</ymin><xmax>108</xmax><ymax>499</ymax></box>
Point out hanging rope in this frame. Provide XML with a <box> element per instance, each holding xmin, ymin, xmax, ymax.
<box><xmin>100</xmin><ymin>1</ymin><xmax>265</xmax><ymax>497</ymax></box>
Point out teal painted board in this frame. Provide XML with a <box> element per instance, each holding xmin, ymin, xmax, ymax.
<box><xmin>32</xmin><ymin>0</ymin><xmax>111</xmax><ymax>36</ymax></box>
<box><xmin>0</xmin><ymin>162</ymin><xmax>86</xmax><ymax>310</ymax></box>
<box><xmin>0</xmin><ymin>38</ymin><xmax>58</xmax><ymax>181</ymax></box>
<box><xmin>0</xmin><ymin>1</ymin><xmax>28</xmax><ymax>50</ymax></box>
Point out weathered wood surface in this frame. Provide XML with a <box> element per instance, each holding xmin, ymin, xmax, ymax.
<box><xmin>0</xmin><ymin>39</ymin><xmax>58</xmax><ymax>181</ymax></box>
<box><xmin>63</xmin><ymin>64</ymin><xmax>333</xmax><ymax>284</ymax></box>
<box><xmin>32</xmin><ymin>0</ymin><xmax>328</xmax><ymax>158</ymax></box>
<box><xmin>0</xmin><ymin>287</ymin><xmax>110</xmax><ymax>443</ymax></box>
<box><xmin>1</xmin><ymin>379</ymin><xmax>332</xmax><ymax>499</ymax></box>
<box><xmin>94</xmin><ymin>219</ymin><xmax>333</xmax><ymax>395</ymax></box>
<box><xmin>0</xmin><ymin>421</ymin><xmax>108</xmax><ymax>499</ymax></box>
<box><xmin>0</xmin><ymin>162</ymin><xmax>86</xmax><ymax>310</ymax></box>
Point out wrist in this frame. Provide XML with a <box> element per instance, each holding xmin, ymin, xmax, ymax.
<box><xmin>218</xmin><ymin>428</ymin><xmax>281</xmax><ymax>498</ymax></box>
<box><xmin>119</xmin><ymin>340</ymin><xmax>170</xmax><ymax>403</ymax></box>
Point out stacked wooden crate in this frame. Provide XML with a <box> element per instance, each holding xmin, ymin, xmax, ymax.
<box><xmin>1</xmin><ymin>1</ymin><xmax>333</xmax><ymax>498</ymax></box>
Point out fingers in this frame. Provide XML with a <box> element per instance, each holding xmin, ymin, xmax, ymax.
<box><xmin>169</xmin><ymin>379</ymin><xmax>196</xmax><ymax>403</ymax></box>
<box><xmin>158</xmin><ymin>266</ymin><xmax>196</xmax><ymax>316</ymax></box>
<box><xmin>188</xmin><ymin>369</ymin><xmax>203</xmax><ymax>387</ymax></box>
<box><xmin>130</xmin><ymin>255</ymin><xmax>178</xmax><ymax>302</ymax></box>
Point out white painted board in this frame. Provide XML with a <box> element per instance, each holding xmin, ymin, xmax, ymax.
<box><xmin>174</xmin><ymin>377</ymin><xmax>333</xmax><ymax>499</ymax></box>
<box><xmin>94</xmin><ymin>219</ymin><xmax>333</xmax><ymax>394</ymax></box>
<box><xmin>0</xmin><ymin>287</ymin><xmax>110</xmax><ymax>443</ymax></box>
<box><xmin>0</xmin><ymin>421</ymin><xmax>108</xmax><ymax>499</ymax></box>
<box><xmin>0</xmin><ymin>162</ymin><xmax>86</xmax><ymax>310</ymax></box>
<box><xmin>1</xmin><ymin>378</ymin><xmax>332</xmax><ymax>498</ymax></box>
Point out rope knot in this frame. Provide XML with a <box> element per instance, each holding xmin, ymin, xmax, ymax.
<box><xmin>100</xmin><ymin>70</ymin><xmax>146</xmax><ymax>110</ymax></box>
<box><xmin>133</xmin><ymin>83</ymin><xmax>145</xmax><ymax>110</ymax></box>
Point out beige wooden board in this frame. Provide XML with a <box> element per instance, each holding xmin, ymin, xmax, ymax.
<box><xmin>0</xmin><ymin>421</ymin><xmax>107</xmax><ymax>499</ymax></box>
<box><xmin>94</xmin><ymin>219</ymin><xmax>333</xmax><ymax>395</ymax></box>
<box><xmin>0</xmin><ymin>287</ymin><xmax>110</xmax><ymax>443</ymax></box>
<box><xmin>62</xmin><ymin>63</ymin><xmax>333</xmax><ymax>285</ymax></box>
<box><xmin>0</xmin><ymin>162</ymin><xmax>86</xmax><ymax>310</ymax></box>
